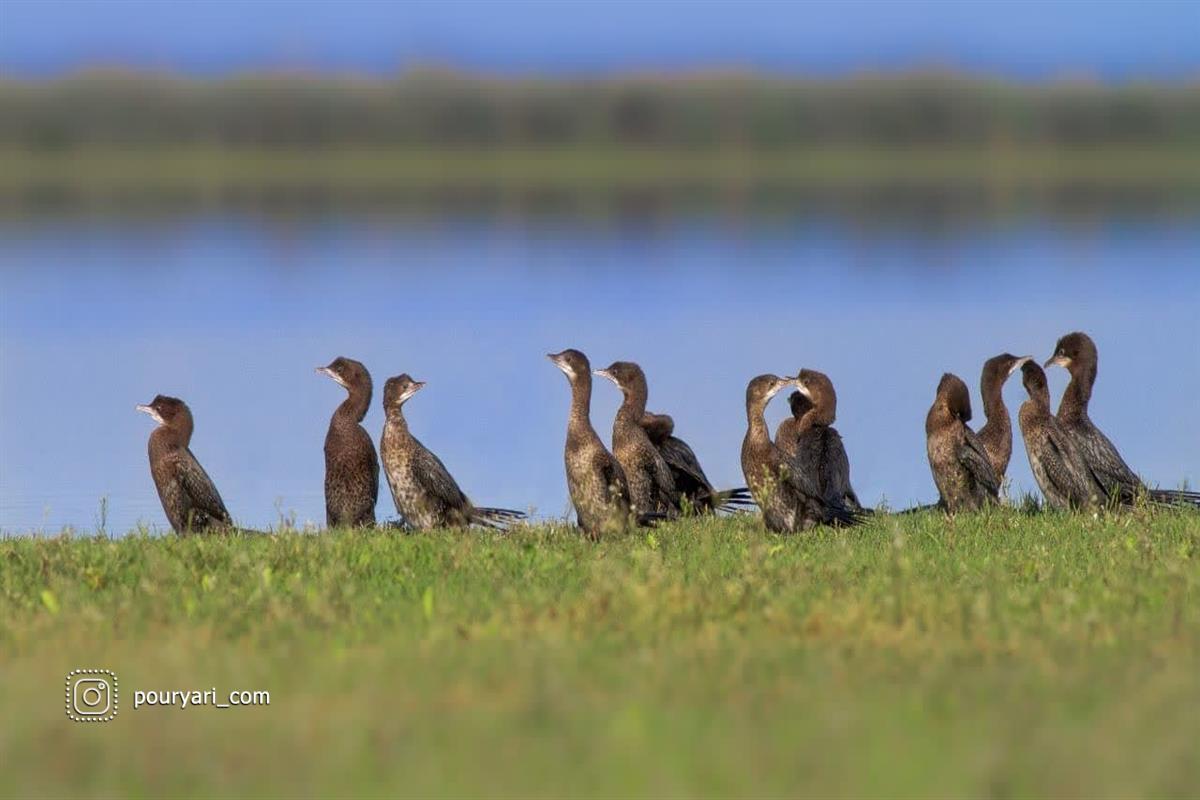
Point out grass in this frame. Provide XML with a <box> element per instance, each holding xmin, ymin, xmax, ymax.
<box><xmin>2</xmin><ymin>509</ymin><xmax>1198</xmax><ymax>797</ymax></box>
<box><xmin>4</xmin><ymin>146</ymin><xmax>1200</xmax><ymax>195</ymax></box>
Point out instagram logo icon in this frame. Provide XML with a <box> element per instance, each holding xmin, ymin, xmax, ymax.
<box><xmin>65</xmin><ymin>669</ymin><xmax>119</xmax><ymax>722</ymax></box>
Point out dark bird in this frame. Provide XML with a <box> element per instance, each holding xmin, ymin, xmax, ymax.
<box><xmin>548</xmin><ymin>349</ymin><xmax>638</xmax><ymax>538</ymax></box>
<box><xmin>639</xmin><ymin>412</ymin><xmax>754</xmax><ymax>513</ymax></box>
<box><xmin>925</xmin><ymin>373</ymin><xmax>1000</xmax><ymax>512</ymax></box>
<box><xmin>977</xmin><ymin>353</ymin><xmax>1034</xmax><ymax>480</ymax></box>
<box><xmin>136</xmin><ymin>395</ymin><xmax>233</xmax><ymax>534</ymax></box>
<box><xmin>740</xmin><ymin>374</ymin><xmax>862</xmax><ymax>533</ymax></box>
<box><xmin>594</xmin><ymin>361</ymin><xmax>679</xmax><ymax>517</ymax></box>
<box><xmin>379</xmin><ymin>374</ymin><xmax>526</xmax><ymax>530</ymax></box>
<box><xmin>1017</xmin><ymin>361</ymin><xmax>1099</xmax><ymax>509</ymax></box>
<box><xmin>317</xmin><ymin>357</ymin><xmax>379</xmax><ymax>528</ymax></box>
<box><xmin>775</xmin><ymin>369</ymin><xmax>866</xmax><ymax>513</ymax></box>
<box><xmin>1046</xmin><ymin>331</ymin><xmax>1200</xmax><ymax>507</ymax></box>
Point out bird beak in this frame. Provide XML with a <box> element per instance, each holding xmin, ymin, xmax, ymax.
<box><xmin>1044</xmin><ymin>355</ymin><xmax>1070</xmax><ymax>369</ymax></box>
<box><xmin>794</xmin><ymin>377</ymin><xmax>812</xmax><ymax>399</ymax></box>
<box><xmin>136</xmin><ymin>404</ymin><xmax>164</xmax><ymax>425</ymax></box>
<box><xmin>316</xmin><ymin>366</ymin><xmax>348</xmax><ymax>388</ymax></box>
<box><xmin>1009</xmin><ymin>356</ymin><xmax>1034</xmax><ymax>376</ymax></box>
<box><xmin>401</xmin><ymin>382</ymin><xmax>426</xmax><ymax>402</ymax></box>
<box><xmin>594</xmin><ymin>369</ymin><xmax>616</xmax><ymax>385</ymax></box>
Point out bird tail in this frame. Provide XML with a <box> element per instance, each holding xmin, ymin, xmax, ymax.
<box><xmin>472</xmin><ymin>507</ymin><xmax>528</xmax><ymax>530</ymax></box>
<box><xmin>708</xmin><ymin>486</ymin><xmax>757</xmax><ymax>513</ymax></box>
<box><xmin>1147</xmin><ymin>489</ymin><xmax>1200</xmax><ymax>508</ymax></box>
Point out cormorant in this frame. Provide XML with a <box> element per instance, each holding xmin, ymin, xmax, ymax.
<box><xmin>639</xmin><ymin>412</ymin><xmax>754</xmax><ymax>513</ymax></box>
<box><xmin>317</xmin><ymin>356</ymin><xmax>379</xmax><ymax>528</ymax></box>
<box><xmin>136</xmin><ymin>395</ymin><xmax>233</xmax><ymax>534</ymax></box>
<box><xmin>924</xmin><ymin>373</ymin><xmax>1000</xmax><ymax>512</ymax></box>
<box><xmin>1046</xmin><ymin>331</ymin><xmax>1200</xmax><ymax>507</ymax></box>
<box><xmin>379</xmin><ymin>374</ymin><xmax>526</xmax><ymax>530</ymax></box>
<box><xmin>977</xmin><ymin>353</ymin><xmax>1033</xmax><ymax>480</ymax></box>
<box><xmin>594</xmin><ymin>361</ymin><xmax>679</xmax><ymax>517</ymax></box>
<box><xmin>548</xmin><ymin>349</ymin><xmax>637</xmax><ymax>538</ymax></box>
<box><xmin>1017</xmin><ymin>361</ymin><xmax>1098</xmax><ymax>509</ymax></box>
<box><xmin>777</xmin><ymin>369</ymin><xmax>866</xmax><ymax>513</ymax></box>
<box><xmin>740</xmin><ymin>374</ymin><xmax>862</xmax><ymax>533</ymax></box>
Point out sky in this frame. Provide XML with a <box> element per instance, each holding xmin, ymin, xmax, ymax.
<box><xmin>2</xmin><ymin>0</ymin><xmax>1198</xmax><ymax>79</ymax></box>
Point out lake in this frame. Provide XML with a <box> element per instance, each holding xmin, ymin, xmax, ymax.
<box><xmin>2</xmin><ymin>198</ymin><xmax>1197</xmax><ymax>533</ymax></box>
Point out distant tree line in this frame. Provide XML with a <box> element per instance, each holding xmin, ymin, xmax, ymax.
<box><xmin>1</xmin><ymin>70</ymin><xmax>1197</xmax><ymax>149</ymax></box>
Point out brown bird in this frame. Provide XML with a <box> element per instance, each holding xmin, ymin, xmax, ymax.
<box><xmin>136</xmin><ymin>395</ymin><xmax>233</xmax><ymax>534</ymax></box>
<box><xmin>317</xmin><ymin>356</ymin><xmax>379</xmax><ymax>528</ymax></box>
<box><xmin>594</xmin><ymin>361</ymin><xmax>679</xmax><ymax>517</ymax></box>
<box><xmin>775</xmin><ymin>369</ymin><xmax>866</xmax><ymax>514</ymax></box>
<box><xmin>924</xmin><ymin>373</ymin><xmax>1000</xmax><ymax>512</ymax></box>
<box><xmin>1046</xmin><ymin>331</ymin><xmax>1200</xmax><ymax>507</ymax></box>
<box><xmin>379</xmin><ymin>374</ymin><xmax>526</xmax><ymax>530</ymax></box>
<box><xmin>741</xmin><ymin>374</ymin><xmax>862</xmax><ymax>533</ymax></box>
<box><xmin>1016</xmin><ymin>361</ymin><xmax>1098</xmax><ymax>509</ymax></box>
<box><xmin>977</xmin><ymin>353</ymin><xmax>1034</xmax><ymax>480</ymax></box>
<box><xmin>548</xmin><ymin>349</ymin><xmax>639</xmax><ymax>539</ymax></box>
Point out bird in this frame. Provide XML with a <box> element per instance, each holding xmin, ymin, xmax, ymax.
<box><xmin>1046</xmin><ymin>331</ymin><xmax>1200</xmax><ymax>507</ymax></box>
<box><xmin>740</xmin><ymin>374</ymin><xmax>862</xmax><ymax>533</ymax></box>
<box><xmin>1016</xmin><ymin>361</ymin><xmax>1099</xmax><ymax>509</ymax></box>
<box><xmin>548</xmin><ymin>349</ymin><xmax>642</xmax><ymax>539</ymax></box>
<box><xmin>639</xmin><ymin>412</ymin><xmax>754</xmax><ymax>513</ymax></box>
<box><xmin>379</xmin><ymin>374</ymin><xmax>526</xmax><ymax>530</ymax></box>
<box><xmin>594</xmin><ymin>361</ymin><xmax>679</xmax><ymax>517</ymax></box>
<box><xmin>136</xmin><ymin>395</ymin><xmax>233</xmax><ymax>534</ymax></box>
<box><xmin>775</xmin><ymin>368</ymin><xmax>866</xmax><ymax>514</ymax></box>
<box><xmin>924</xmin><ymin>373</ymin><xmax>1000</xmax><ymax>512</ymax></box>
<box><xmin>317</xmin><ymin>356</ymin><xmax>379</xmax><ymax>528</ymax></box>
<box><xmin>977</xmin><ymin>353</ymin><xmax>1034</xmax><ymax>480</ymax></box>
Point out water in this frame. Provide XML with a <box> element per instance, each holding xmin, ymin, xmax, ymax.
<box><xmin>2</xmin><ymin>207</ymin><xmax>1197</xmax><ymax>534</ymax></box>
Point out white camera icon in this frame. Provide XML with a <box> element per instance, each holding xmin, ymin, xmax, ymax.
<box><xmin>66</xmin><ymin>669</ymin><xmax>118</xmax><ymax>722</ymax></box>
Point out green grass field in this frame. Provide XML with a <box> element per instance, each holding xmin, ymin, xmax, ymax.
<box><xmin>2</xmin><ymin>509</ymin><xmax>1198</xmax><ymax>797</ymax></box>
<box><xmin>4</xmin><ymin>146</ymin><xmax>1200</xmax><ymax>195</ymax></box>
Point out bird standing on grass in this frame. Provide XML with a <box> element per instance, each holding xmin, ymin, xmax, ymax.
<box><xmin>137</xmin><ymin>395</ymin><xmax>233</xmax><ymax>534</ymax></box>
<box><xmin>317</xmin><ymin>356</ymin><xmax>379</xmax><ymax>528</ymax></box>
<box><xmin>741</xmin><ymin>374</ymin><xmax>863</xmax><ymax>533</ymax></box>
<box><xmin>977</xmin><ymin>353</ymin><xmax>1034</xmax><ymax>480</ymax></box>
<box><xmin>594</xmin><ymin>361</ymin><xmax>680</xmax><ymax>518</ymax></box>
<box><xmin>1017</xmin><ymin>361</ymin><xmax>1098</xmax><ymax>509</ymax></box>
<box><xmin>775</xmin><ymin>368</ymin><xmax>866</xmax><ymax>514</ymax></box>
<box><xmin>1045</xmin><ymin>331</ymin><xmax>1200</xmax><ymax>507</ymax></box>
<box><xmin>548</xmin><ymin>349</ymin><xmax>641</xmax><ymax>539</ymax></box>
<box><xmin>924</xmin><ymin>373</ymin><xmax>1000</xmax><ymax>513</ymax></box>
<box><xmin>379</xmin><ymin>374</ymin><xmax>526</xmax><ymax>530</ymax></box>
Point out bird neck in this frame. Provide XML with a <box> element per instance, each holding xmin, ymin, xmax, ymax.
<box><xmin>1060</xmin><ymin>361</ymin><xmax>1095</xmax><ymax>420</ymax></box>
<box><xmin>383</xmin><ymin>407</ymin><xmax>410</xmax><ymax>436</ymax></box>
<box><xmin>615</xmin><ymin>386</ymin><xmax>647</xmax><ymax>426</ymax></box>
<box><xmin>337</xmin><ymin>383</ymin><xmax>371</xmax><ymax>423</ymax></box>
<box><xmin>981</xmin><ymin>378</ymin><xmax>1007</xmax><ymax>423</ymax></box>
<box><xmin>568</xmin><ymin>374</ymin><xmax>593</xmax><ymax>429</ymax></box>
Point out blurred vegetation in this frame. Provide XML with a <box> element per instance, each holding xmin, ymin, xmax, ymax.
<box><xmin>2</xmin><ymin>509</ymin><xmax>1199</xmax><ymax>796</ymax></box>
<box><xmin>1</xmin><ymin>69</ymin><xmax>1198</xmax><ymax>149</ymax></box>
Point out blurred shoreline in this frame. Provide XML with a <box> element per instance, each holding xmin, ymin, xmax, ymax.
<box><xmin>3</xmin><ymin>146</ymin><xmax>1198</xmax><ymax>223</ymax></box>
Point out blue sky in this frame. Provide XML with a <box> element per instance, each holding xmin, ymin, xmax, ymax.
<box><xmin>2</xmin><ymin>0</ymin><xmax>1198</xmax><ymax>79</ymax></box>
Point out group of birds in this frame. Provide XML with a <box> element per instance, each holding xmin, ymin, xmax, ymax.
<box><xmin>135</xmin><ymin>331</ymin><xmax>1196</xmax><ymax>536</ymax></box>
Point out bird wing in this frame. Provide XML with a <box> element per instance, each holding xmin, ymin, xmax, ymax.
<box><xmin>960</xmin><ymin>430</ymin><xmax>1001</xmax><ymax>498</ymax></box>
<box><xmin>788</xmin><ymin>432</ymin><xmax>826</xmax><ymax>500</ymax></box>
<box><xmin>1072</xmin><ymin>420</ymin><xmax>1141</xmax><ymax>499</ymax></box>
<box><xmin>409</xmin><ymin>439</ymin><xmax>471</xmax><ymax>517</ymax></box>
<box><xmin>658</xmin><ymin>435</ymin><xmax>713</xmax><ymax>497</ymax></box>
<box><xmin>172</xmin><ymin>449</ymin><xmax>232</xmax><ymax>525</ymax></box>
<box><xmin>596</xmin><ymin>449</ymin><xmax>631</xmax><ymax>506</ymax></box>
<box><xmin>1041</xmin><ymin>423</ymin><xmax>1097</xmax><ymax>505</ymax></box>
